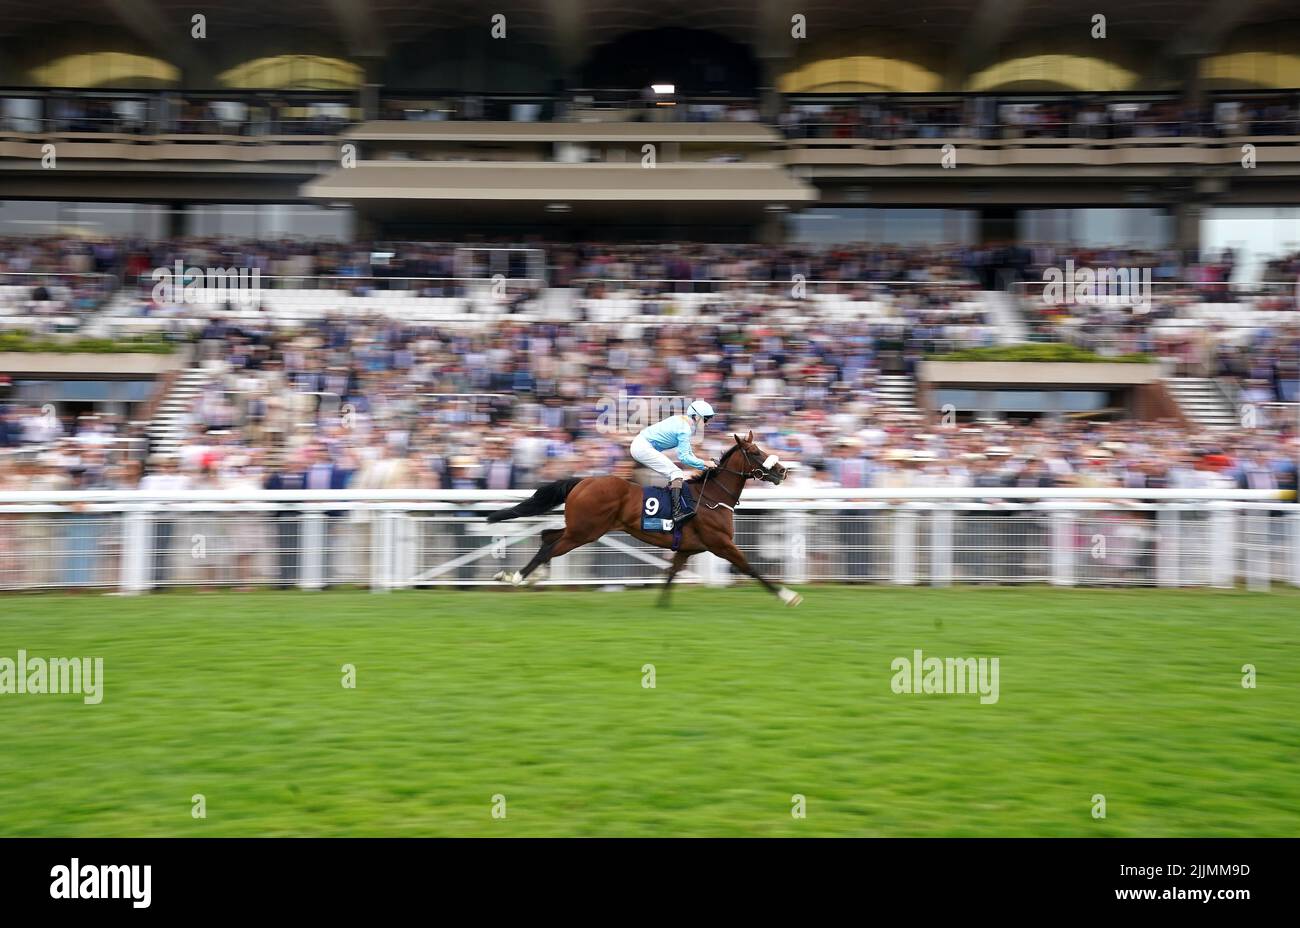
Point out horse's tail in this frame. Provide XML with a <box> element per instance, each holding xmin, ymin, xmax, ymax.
<box><xmin>485</xmin><ymin>477</ymin><xmax>584</xmax><ymax>523</ymax></box>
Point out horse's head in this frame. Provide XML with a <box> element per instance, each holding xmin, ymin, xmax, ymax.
<box><xmin>730</xmin><ymin>431</ymin><xmax>788</xmax><ymax>485</ymax></box>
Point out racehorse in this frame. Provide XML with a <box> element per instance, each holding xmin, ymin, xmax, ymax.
<box><xmin>486</xmin><ymin>431</ymin><xmax>803</xmax><ymax>607</ymax></box>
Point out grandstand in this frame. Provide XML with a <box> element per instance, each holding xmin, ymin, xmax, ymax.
<box><xmin>1</xmin><ymin>1</ymin><xmax>1299</xmax><ymax>596</ymax></box>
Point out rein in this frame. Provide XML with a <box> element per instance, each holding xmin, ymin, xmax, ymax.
<box><xmin>697</xmin><ymin>444</ymin><xmax>761</xmax><ymax>511</ymax></box>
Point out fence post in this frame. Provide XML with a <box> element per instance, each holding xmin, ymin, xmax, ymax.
<box><xmin>395</xmin><ymin>512</ymin><xmax>416</xmax><ymax>590</ymax></box>
<box><xmin>1290</xmin><ymin>511</ymin><xmax>1300</xmax><ymax>588</ymax></box>
<box><xmin>370</xmin><ymin>510</ymin><xmax>392</xmax><ymax>592</ymax></box>
<box><xmin>300</xmin><ymin>510</ymin><xmax>325</xmax><ymax>591</ymax></box>
<box><xmin>120</xmin><ymin>508</ymin><xmax>152</xmax><ymax>594</ymax></box>
<box><xmin>1245</xmin><ymin>509</ymin><xmax>1270</xmax><ymax>592</ymax></box>
<box><xmin>931</xmin><ymin>505</ymin><xmax>952</xmax><ymax>587</ymax></box>
<box><xmin>892</xmin><ymin>507</ymin><xmax>916</xmax><ymax>585</ymax></box>
<box><xmin>1157</xmin><ymin>506</ymin><xmax>1180</xmax><ymax>587</ymax></box>
<box><xmin>785</xmin><ymin>509</ymin><xmax>808</xmax><ymax>585</ymax></box>
<box><xmin>386</xmin><ymin>511</ymin><xmax>400</xmax><ymax>591</ymax></box>
<box><xmin>1050</xmin><ymin>510</ymin><xmax>1075</xmax><ymax>587</ymax></box>
<box><xmin>1210</xmin><ymin>506</ymin><xmax>1235</xmax><ymax>589</ymax></box>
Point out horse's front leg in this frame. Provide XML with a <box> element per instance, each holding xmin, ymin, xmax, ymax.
<box><xmin>712</xmin><ymin>538</ymin><xmax>802</xmax><ymax>607</ymax></box>
<box><xmin>658</xmin><ymin>549</ymin><xmax>690</xmax><ymax>606</ymax></box>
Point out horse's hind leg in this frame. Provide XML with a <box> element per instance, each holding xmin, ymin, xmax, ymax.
<box><xmin>497</xmin><ymin>528</ymin><xmax>563</xmax><ymax>586</ymax></box>
<box><xmin>713</xmin><ymin>539</ymin><xmax>803</xmax><ymax>607</ymax></box>
<box><xmin>500</xmin><ymin>528</ymin><xmax>597</xmax><ymax>586</ymax></box>
<box><xmin>524</xmin><ymin>530</ymin><xmax>589</xmax><ymax>574</ymax></box>
<box><xmin>498</xmin><ymin>480</ymin><xmax>624</xmax><ymax>587</ymax></box>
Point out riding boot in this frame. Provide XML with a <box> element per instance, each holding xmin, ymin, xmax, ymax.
<box><xmin>670</xmin><ymin>482</ymin><xmax>694</xmax><ymax>523</ymax></box>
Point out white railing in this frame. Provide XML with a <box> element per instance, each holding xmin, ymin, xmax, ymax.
<box><xmin>97</xmin><ymin>276</ymin><xmax>987</xmax><ymax>330</ymax></box>
<box><xmin>0</xmin><ymin>271</ymin><xmax>120</xmax><ymax>330</ymax></box>
<box><xmin>0</xmin><ymin>489</ymin><xmax>1294</xmax><ymax>594</ymax></box>
<box><xmin>1010</xmin><ymin>279</ymin><xmax>1300</xmax><ymax>362</ymax></box>
<box><xmin>100</xmin><ymin>274</ymin><xmax>546</xmax><ymax>334</ymax></box>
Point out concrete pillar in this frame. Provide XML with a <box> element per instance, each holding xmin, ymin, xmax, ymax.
<box><xmin>757</xmin><ymin>211</ymin><xmax>786</xmax><ymax>244</ymax></box>
<box><xmin>167</xmin><ymin>203</ymin><xmax>187</xmax><ymax>238</ymax></box>
<box><xmin>1175</xmin><ymin>200</ymin><xmax>1202</xmax><ymax>256</ymax></box>
<box><xmin>357</xmin><ymin>57</ymin><xmax>385</xmax><ymax>120</ymax></box>
<box><xmin>1179</xmin><ymin>55</ymin><xmax>1206</xmax><ymax>122</ymax></box>
<box><xmin>980</xmin><ymin>206</ymin><xmax>1017</xmax><ymax>245</ymax></box>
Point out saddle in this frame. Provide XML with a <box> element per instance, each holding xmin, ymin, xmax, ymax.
<box><xmin>641</xmin><ymin>484</ymin><xmax>694</xmax><ymax>550</ymax></box>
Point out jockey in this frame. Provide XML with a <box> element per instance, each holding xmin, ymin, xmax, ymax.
<box><xmin>630</xmin><ymin>400</ymin><xmax>717</xmax><ymax>523</ymax></box>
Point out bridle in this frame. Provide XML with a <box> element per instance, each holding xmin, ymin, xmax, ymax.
<box><xmin>697</xmin><ymin>441</ymin><xmax>780</xmax><ymax>511</ymax></box>
<box><xmin>711</xmin><ymin>444</ymin><xmax>772</xmax><ymax>481</ymax></box>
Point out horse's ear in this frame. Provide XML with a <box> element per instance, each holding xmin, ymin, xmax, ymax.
<box><xmin>733</xmin><ymin>433</ymin><xmax>741</xmax><ymax>444</ymax></box>
<box><xmin>746</xmin><ymin>430</ymin><xmax>753</xmax><ymax>443</ymax></box>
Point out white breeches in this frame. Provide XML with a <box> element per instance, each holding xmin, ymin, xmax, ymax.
<box><xmin>630</xmin><ymin>435</ymin><xmax>685</xmax><ymax>482</ymax></box>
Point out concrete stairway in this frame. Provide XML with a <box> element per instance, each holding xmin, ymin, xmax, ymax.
<box><xmin>876</xmin><ymin>374</ymin><xmax>920</xmax><ymax>414</ymax></box>
<box><xmin>1165</xmin><ymin>377</ymin><xmax>1237</xmax><ymax>429</ymax></box>
<box><xmin>145</xmin><ymin>365</ymin><xmax>213</xmax><ymax>456</ymax></box>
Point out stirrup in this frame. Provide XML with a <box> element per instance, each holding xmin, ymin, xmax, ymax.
<box><xmin>669</xmin><ymin>485</ymin><xmax>694</xmax><ymax>523</ymax></box>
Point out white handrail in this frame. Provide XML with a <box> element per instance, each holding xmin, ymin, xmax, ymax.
<box><xmin>0</xmin><ymin>494</ymin><xmax>1294</xmax><ymax>591</ymax></box>
<box><xmin>0</xmin><ymin>487</ymin><xmax>1291</xmax><ymax>505</ymax></box>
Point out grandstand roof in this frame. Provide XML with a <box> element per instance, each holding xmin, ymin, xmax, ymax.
<box><xmin>4</xmin><ymin>0</ymin><xmax>1298</xmax><ymax>73</ymax></box>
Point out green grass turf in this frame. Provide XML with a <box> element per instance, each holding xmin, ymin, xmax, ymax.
<box><xmin>1</xmin><ymin>586</ymin><xmax>1297</xmax><ymax>836</ymax></box>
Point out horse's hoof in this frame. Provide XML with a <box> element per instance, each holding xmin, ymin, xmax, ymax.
<box><xmin>778</xmin><ymin>588</ymin><xmax>803</xmax><ymax>608</ymax></box>
<box><xmin>494</xmin><ymin>570</ymin><xmax>524</xmax><ymax>586</ymax></box>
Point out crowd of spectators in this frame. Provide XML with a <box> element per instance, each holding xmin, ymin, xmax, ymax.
<box><xmin>0</xmin><ymin>236</ymin><xmax>128</xmax><ymax>277</ymax></box>
<box><xmin>2</xmin><ymin>236</ymin><xmax>1298</xmax><ymax>502</ymax></box>
<box><xmin>1011</xmin><ymin>244</ymin><xmax>1300</xmax><ymax>395</ymax></box>
<box><xmin>5</xmin><ymin>89</ymin><xmax>766</xmax><ymax>134</ymax></box>
<box><xmin>2</xmin><ymin>317</ymin><xmax>1295</xmax><ymax>497</ymax></box>
<box><xmin>9</xmin><ymin>235</ymin><xmax>1293</xmax><ymax>387</ymax></box>
<box><xmin>0</xmin><ymin>236</ymin><xmax>123</xmax><ymax>322</ymax></box>
<box><xmin>381</xmin><ymin>93</ymin><xmax>762</xmax><ymax>124</ymax></box>
<box><xmin>10</xmin><ymin>234</ymin><xmax>1299</xmax><ymax>291</ymax></box>
<box><xmin>10</xmin><ymin>89</ymin><xmax>1300</xmax><ymax>138</ymax></box>
<box><xmin>2</xmin><ymin>235</ymin><xmax>1261</xmax><ymax>294</ymax></box>
<box><xmin>4</xmin><ymin>93</ymin><xmax>352</xmax><ymax>136</ymax></box>
<box><xmin>780</xmin><ymin>93</ymin><xmax>1300</xmax><ymax>141</ymax></box>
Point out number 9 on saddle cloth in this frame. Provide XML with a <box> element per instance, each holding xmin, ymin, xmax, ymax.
<box><xmin>641</xmin><ymin>484</ymin><xmax>694</xmax><ymax>533</ymax></box>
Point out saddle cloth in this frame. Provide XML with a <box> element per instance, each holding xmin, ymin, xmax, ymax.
<box><xmin>640</xmin><ymin>484</ymin><xmax>693</xmax><ymax>532</ymax></box>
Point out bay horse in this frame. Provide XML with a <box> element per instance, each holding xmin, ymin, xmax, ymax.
<box><xmin>486</xmin><ymin>431</ymin><xmax>803</xmax><ymax>607</ymax></box>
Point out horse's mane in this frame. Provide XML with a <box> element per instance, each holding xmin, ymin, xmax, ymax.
<box><xmin>686</xmin><ymin>440</ymin><xmax>740</xmax><ymax>485</ymax></box>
